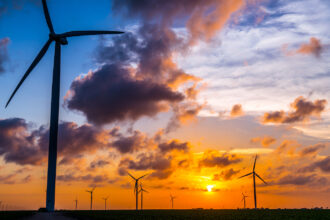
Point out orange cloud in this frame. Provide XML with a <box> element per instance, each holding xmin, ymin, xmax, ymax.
<box><xmin>251</xmin><ymin>136</ymin><xmax>276</xmax><ymax>147</ymax></box>
<box><xmin>230</xmin><ymin>104</ymin><xmax>244</xmax><ymax>117</ymax></box>
<box><xmin>283</xmin><ymin>37</ymin><xmax>323</xmax><ymax>57</ymax></box>
<box><xmin>262</xmin><ymin>96</ymin><xmax>327</xmax><ymax>124</ymax></box>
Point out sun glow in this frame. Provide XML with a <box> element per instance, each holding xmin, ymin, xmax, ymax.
<box><xmin>207</xmin><ymin>185</ymin><xmax>214</xmax><ymax>192</ymax></box>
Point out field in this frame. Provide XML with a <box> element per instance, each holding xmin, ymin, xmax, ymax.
<box><xmin>1</xmin><ymin>209</ymin><xmax>330</xmax><ymax>220</ymax></box>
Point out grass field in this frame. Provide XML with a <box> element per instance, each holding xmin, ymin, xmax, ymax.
<box><xmin>1</xmin><ymin>209</ymin><xmax>330</xmax><ymax>220</ymax></box>
<box><xmin>63</xmin><ymin>209</ymin><xmax>330</xmax><ymax>220</ymax></box>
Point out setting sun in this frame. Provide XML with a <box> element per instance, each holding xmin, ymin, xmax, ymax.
<box><xmin>207</xmin><ymin>185</ymin><xmax>214</xmax><ymax>192</ymax></box>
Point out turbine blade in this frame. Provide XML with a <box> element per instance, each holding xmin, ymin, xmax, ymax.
<box><xmin>255</xmin><ymin>173</ymin><xmax>267</xmax><ymax>184</ymax></box>
<box><xmin>41</xmin><ymin>0</ymin><xmax>54</xmax><ymax>33</ymax></box>
<box><xmin>127</xmin><ymin>172</ymin><xmax>136</xmax><ymax>180</ymax></box>
<box><xmin>137</xmin><ymin>173</ymin><xmax>148</xmax><ymax>180</ymax></box>
<box><xmin>61</xmin><ymin>30</ymin><xmax>124</xmax><ymax>38</ymax></box>
<box><xmin>238</xmin><ymin>172</ymin><xmax>253</xmax><ymax>179</ymax></box>
<box><xmin>6</xmin><ymin>39</ymin><xmax>52</xmax><ymax>107</ymax></box>
<box><xmin>253</xmin><ymin>155</ymin><xmax>258</xmax><ymax>171</ymax></box>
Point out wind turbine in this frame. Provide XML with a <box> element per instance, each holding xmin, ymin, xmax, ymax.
<box><xmin>241</xmin><ymin>193</ymin><xmax>248</xmax><ymax>209</ymax></box>
<box><xmin>139</xmin><ymin>183</ymin><xmax>149</xmax><ymax>210</ymax></box>
<box><xmin>170</xmin><ymin>194</ymin><xmax>176</xmax><ymax>209</ymax></box>
<box><xmin>127</xmin><ymin>172</ymin><xmax>148</xmax><ymax>210</ymax></box>
<box><xmin>4</xmin><ymin>0</ymin><xmax>123</xmax><ymax>212</ymax></box>
<box><xmin>102</xmin><ymin>196</ymin><xmax>109</xmax><ymax>211</ymax></box>
<box><xmin>238</xmin><ymin>155</ymin><xmax>267</xmax><ymax>209</ymax></box>
<box><xmin>86</xmin><ymin>187</ymin><xmax>96</xmax><ymax>210</ymax></box>
<box><xmin>74</xmin><ymin>197</ymin><xmax>78</xmax><ymax>210</ymax></box>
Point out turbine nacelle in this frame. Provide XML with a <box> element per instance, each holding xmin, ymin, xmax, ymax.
<box><xmin>49</xmin><ymin>33</ymin><xmax>68</xmax><ymax>45</ymax></box>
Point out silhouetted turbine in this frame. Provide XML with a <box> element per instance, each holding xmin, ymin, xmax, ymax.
<box><xmin>86</xmin><ymin>187</ymin><xmax>96</xmax><ymax>210</ymax></box>
<box><xmin>170</xmin><ymin>194</ymin><xmax>176</xmax><ymax>209</ymax></box>
<box><xmin>241</xmin><ymin>193</ymin><xmax>248</xmax><ymax>209</ymax></box>
<box><xmin>74</xmin><ymin>198</ymin><xmax>78</xmax><ymax>210</ymax></box>
<box><xmin>127</xmin><ymin>172</ymin><xmax>148</xmax><ymax>210</ymax></box>
<box><xmin>239</xmin><ymin>155</ymin><xmax>267</xmax><ymax>209</ymax></box>
<box><xmin>139</xmin><ymin>183</ymin><xmax>149</xmax><ymax>210</ymax></box>
<box><xmin>102</xmin><ymin>196</ymin><xmax>109</xmax><ymax>210</ymax></box>
<box><xmin>5</xmin><ymin>0</ymin><xmax>123</xmax><ymax>212</ymax></box>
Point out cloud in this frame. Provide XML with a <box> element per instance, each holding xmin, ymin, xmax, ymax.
<box><xmin>213</xmin><ymin>168</ymin><xmax>240</xmax><ymax>181</ymax></box>
<box><xmin>300</xmin><ymin>156</ymin><xmax>330</xmax><ymax>173</ymax></box>
<box><xmin>277</xmin><ymin>174</ymin><xmax>328</xmax><ymax>186</ymax></box>
<box><xmin>158</xmin><ymin>140</ymin><xmax>190</xmax><ymax>153</ymax></box>
<box><xmin>262</xmin><ymin>96</ymin><xmax>327</xmax><ymax>124</ymax></box>
<box><xmin>0</xmin><ymin>118</ymin><xmax>109</xmax><ymax>166</ymax></box>
<box><xmin>110</xmin><ymin>130</ymin><xmax>147</xmax><ymax>154</ymax></box>
<box><xmin>0</xmin><ymin>118</ymin><xmax>45</xmax><ymax>165</ymax></box>
<box><xmin>299</xmin><ymin>143</ymin><xmax>326</xmax><ymax>157</ymax></box>
<box><xmin>230</xmin><ymin>104</ymin><xmax>244</xmax><ymax>117</ymax></box>
<box><xmin>284</xmin><ymin>37</ymin><xmax>323</xmax><ymax>58</ymax></box>
<box><xmin>112</xmin><ymin>0</ymin><xmax>245</xmax><ymax>43</ymax></box>
<box><xmin>199</xmin><ymin>150</ymin><xmax>242</xmax><ymax>168</ymax></box>
<box><xmin>66</xmin><ymin>64</ymin><xmax>184</xmax><ymax>125</ymax></box>
<box><xmin>90</xmin><ymin>159</ymin><xmax>110</xmax><ymax>169</ymax></box>
<box><xmin>250</xmin><ymin>136</ymin><xmax>276</xmax><ymax>147</ymax></box>
<box><xmin>0</xmin><ymin>37</ymin><xmax>9</xmax><ymax>73</ymax></box>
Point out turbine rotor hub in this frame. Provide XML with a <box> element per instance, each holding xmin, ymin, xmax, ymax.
<box><xmin>49</xmin><ymin>33</ymin><xmax>68</xmax><ymax>45</ymax></box>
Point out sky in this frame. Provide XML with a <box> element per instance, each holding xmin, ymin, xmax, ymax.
<box><xmin>0</xmin><ymin>0</ymin><xmax>329</xmax><ymax>210</ymax></box>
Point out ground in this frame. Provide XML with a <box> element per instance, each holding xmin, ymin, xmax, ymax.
<box><xmin>1</xmin><ymin>209</ymin><xmax>329</xmax><ymax>220</ymax></box>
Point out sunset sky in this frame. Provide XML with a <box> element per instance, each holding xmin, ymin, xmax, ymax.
<box><xmin>0</xmin><ymin>0</ymin><xmax>329</xmax><ymax>210</ymax></box>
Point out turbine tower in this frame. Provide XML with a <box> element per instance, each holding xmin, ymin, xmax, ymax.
<box><xmin>170</xmin><ymin>194</ymin><xmax>176</xmax><ymax>209</ymax></box>
<box><xmin>102</xmin><ymin>196</ymin><xmax>109</xmax><ymax>210</ymax></box>
<box><xmin>4</xmin><ymin>0</ymin><xmax>123</xmax><ymax>212</ymax></box>
<box><xmin>74</xmin><ymin>198</ymin><xmax>78</xmax><ymax>210</ymax></box>
<box><xmin>238</xmin><ymin>155</ymin><xmax>267</xmax><ymax>209</ymax></box>
<box><xmin>139</xmin><ymin>184</ymin><xmax>148</xmax><ymax>210</ymax></box>
<box><xmin>127</xmin><ymin>172</ymin><xmax>148</xmax><ymax>210</ymax></box>
<box><xmin>241</xmin><ymin>193</ymin><xmax>248</xmax><ymax>209</ymax></box>
<box><xmin>86</xmin><ymin>187</ymin><xmax>96</xmax><ymax>210</ymax></box>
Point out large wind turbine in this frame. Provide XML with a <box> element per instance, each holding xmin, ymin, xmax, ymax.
<box><xmin>5</xmin><ymin>0</ymin><xmax>123</xmax><ymax>212</ymax></box>
<box><xmin>102</xmin><ymin>196</ymin><xmax>109</xmax><ymax>210</ymax></box>
<box><xmin>127</xmin><ymin>172</ymin><xmax>148</xmax><ymax>210</ymax></box>
<box><xmin>241</xmin><ymin>193</ymin><xmax>248</xmax><ymax>209</ymax></box>
<box><xmin>86</xmin><ymin>187</ymin><xmax>96</xmax><ymax>210</ymax></box>
<box><xmin>139</xmin><ymin>184</ymin><xmax>148</xmax><ymax>210</ymax></box>
<box><xmin>170</xmin><ymin>194</ymin><xmax>176</xmax><ymax>209</ymax></box>
<box><xmin>239</xmin><ymin>155</ymin><xmax>267</xmax><ymax>209</ymax></box>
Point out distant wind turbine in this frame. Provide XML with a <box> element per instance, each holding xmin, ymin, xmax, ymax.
<box><xmin>170</xmin><ymin>194</ymin><xmax>176</xmax><ymax>209</ymax></box>
<box><xmin>74</xmin><ymin>197</ymin><xmax>78</xmax><ymax>210</ymax></box>
<box><xmin>241</xmin><ymin>193</ymin><xmax>248</xmax><ymax>209</ymax></box>
<box><xmin>239</xmin><ymin>155</ymin><xmax>267</xmax><ymax>209</ymax></box>
<box><xmin>102</xmin><ymin>196</ymin><xmax>109</xmax><ymax>210</ymax></box>
<box><xmin>139</xmin><ymin>184</ymin><xmax>149</xmax><ymax>210</ymax></box>
<box><xmin>127</xmin><ymin>172</ymin><xmax>148</xmax><ymax>210</ymax></box>
<box><xmin>86</xmin><ymin>187</ymin><xmax>96</xmax><ymax>210</ymax></box>
<box><xmin>4</xmin><ymin>0</ymin><xmax>123</xmax><ymax>212</ymax></box>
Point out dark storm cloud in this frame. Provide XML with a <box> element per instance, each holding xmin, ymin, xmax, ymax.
<box><xmin>38</xmin><ymin>121</ymin><xmax>108</xmax><ymax>163</ymax></box>
<box><xmin>110</xmin><ymin>130</ymin><xmax>147</xmax><ymax>154</ymax></box>
<box><xmin>0</xmin><ymin>118</ymin><xmax>109</xmax><ymax>166</ymax></box>
<box><xmin>66</xmin><ymin>64</ymin><xmax>184</xmax><ymax>125</ymax></box>
<box><xmin>158</xmin><ymin>140</ymin><xmax>189</xmax><ymax>153</ymax></box>
<box><xmin>0</xmin><ymin>118</ymin><xmax>45</xmax><ymax>165</ymax></box>
<box><xmin>262</xmin><ymin>96</ymin><xmax>327</xmax><ymax>124</ymax></box>
<box><xmin>199</xmin><ymin>151</ymin><xmax>242</xmax><ymax>168</ymax></box>
<box><xmin>277</xmin><ymin>174</ymin><xmax>328</xmax><ymax>186</ymax></box>
<box><xmin>0</xmin><ymin>37</ymin><xmax>9</xmax><ymax>74</ymax></box>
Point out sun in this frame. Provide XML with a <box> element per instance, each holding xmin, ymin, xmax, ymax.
<box><xmin>206</xmin><ymin>185</ymin><xmax>214</xmax><ymax>192</ymax></box>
